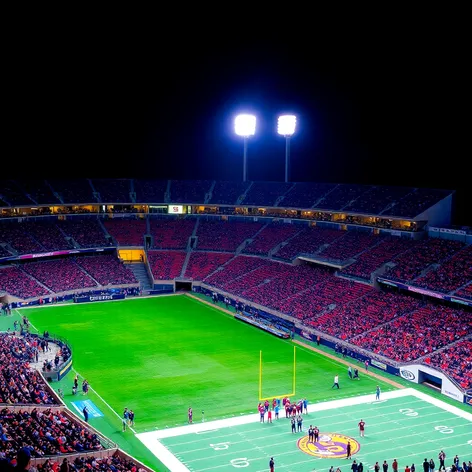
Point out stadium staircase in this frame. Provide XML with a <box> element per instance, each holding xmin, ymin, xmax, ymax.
<box><xmin>127</xmin><ymin>262</ymin><xmax>153</xmax><ymax>290</ymax></box>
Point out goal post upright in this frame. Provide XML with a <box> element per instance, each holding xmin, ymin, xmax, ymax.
<box><xmin>258</xmin><ymin>345</ymin><xmax>296</xmax><ymax>401</ymax></box>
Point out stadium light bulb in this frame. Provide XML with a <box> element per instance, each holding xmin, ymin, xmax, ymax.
<box><xmin>277</xmin><ymin>114</ymin><xmax>296</xmax><ymax>136</ymax></box>
<box><xmin>235</xmin><ymin>114</ymin><xmax>256</xmax><ymax>137</ymax></box>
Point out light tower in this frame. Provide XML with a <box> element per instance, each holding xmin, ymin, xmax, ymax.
<box><xmin>277</xmin><ymin>114</ymin><xmax>297</xmax><ymax>183</ymax></box>
<box><xmin>234</xmin><ymin>114</ymin><xmax>256</xmax><ymax>182</ymax></box>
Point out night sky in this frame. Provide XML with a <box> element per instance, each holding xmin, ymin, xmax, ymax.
<box><xmin>7</xmin><ymin>19</ymin><xmax>469</xmax><ymax>225</ymax></box>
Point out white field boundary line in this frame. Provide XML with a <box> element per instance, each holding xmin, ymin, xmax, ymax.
<box><xmin>135</xmin><ymin>388</ymin><xmax>472</xmax><ymax>472</ymax></box>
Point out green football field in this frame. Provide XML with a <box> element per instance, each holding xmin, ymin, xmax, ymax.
<box><xmin>10</xmin><ymin>294</ymin><xmax>471</xmax><ymax>472</ymax></box>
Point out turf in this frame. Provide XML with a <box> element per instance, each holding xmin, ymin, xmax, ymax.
<box><xmin>9</xmin><ymin>294</ymin><xmax>469</xmax><ymax>471</ymax></box>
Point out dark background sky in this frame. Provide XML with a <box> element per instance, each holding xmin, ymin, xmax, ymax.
<box><xmin>7</xmin><ymin>15</ymin><xmax>470</xmax><ymax>225</ymax></box>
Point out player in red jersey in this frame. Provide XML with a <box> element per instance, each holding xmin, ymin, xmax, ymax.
<box><xmin>358</xmin><ymin>419</ymin><xmax>365</xmax><ymax>437</ymax></box>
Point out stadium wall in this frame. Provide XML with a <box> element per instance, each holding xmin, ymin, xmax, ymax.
<box><xmin>416</xmin><ymin>193</ymin><xmax>453</xmax><ymax>227</ymax></box>
<box><xmin>399</xmin><ymin>364</ymin><xmax>465</xmax><ymax>403</ymax></box>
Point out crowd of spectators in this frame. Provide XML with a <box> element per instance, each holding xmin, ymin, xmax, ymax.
<box><xmin>57</xmin><ymin>219</ymin><xmax>111</xmax><ymax>248</ymax></box>
<box><xmin>21</xmin><ymin>259</ymin><xmax>97</xmax><ymax>293</ymax></box>
<box><xmin>147</xmin><ymin>250</ymin><xmax>186</xmax><ymax>280</ymax></box>
<box><xmin>424</xmin><ymin>339</ymin><xmax>472</xmax><ymax>390</ymax></box>
<box><xmin>0</xmin><ymin>334</ymin><xmax>58</xmax><ymax>404</ymax></box>
<box><xmin>351</xmin><ymin>304</ymin><xmax>472</xmax><ymax>362</ymax></box>
<box><xmin>412</xmin><ymin>243</ymin><xmax>472</xmax><ymax>294</ymax></box>
<box><xmin>196</xmin><ymin>219</ymin><xmax>264</xmax><ymax>252</ymax></box>
<box><xmin>75</xmin><ymin>255</ymin><xmax>138</xmax><ymax>286</ymax></box>
<box><xmin>149</xmin><ymin>218</ymin><xmax>196</xmax><ymax>249</ymax></box>
<box><xmin>204</xmin><ymin>255</ymin><xmax>266</xmax><ymax>289</ymax></box>
<box><xmin>29</xmin><ymin>451</ymin><xmax>148</xmax><ymax>472</ymax></box>
<box><xmin>310</xmin><ymin>290</ymin><xmax>424</xmax><ymax>340</ymax></box>
<box><xmin>317</xmin><ymin>230</ymin><xmax>380</xmax><ymax>262</ymax></box>
<box><xmin>0</xmin><ymin>407</ymin><xmax>103</xmax><ymax>459</ymax></box>
<box><xmin>23</xmin><ymin>221</ymin><xmax>71</xmax><ymax>252</ymax></box>
<box><xmin>0</xmin><ymin>223</ymin><xmax>45</xmax><ymax>255</ymax></box>
<box><xmin>184</xmin><ymin>251</ymin><xmax>233</xmax><ymax>280</ymax></box>
<box><xmin>242</xmin><ymin>222</ymin><xmax>301</xmax><ymax>256</ymax></box>
<box><xmin>103</xmin><ymin>218</ymin><xmax>147</xmax><ymax>246</ymax></box>
<box><xmin>383</xmin><ymin>238</ymin><xmax>465</xmax><ymax>282</ymax></box>
<box><xmin>340</xmin><ymin>236</ymin><xmax>417</xmax><ymax>280</ymax></box>
<box><xmin>0</xmin><ymin>266</ymin><xmax>50</xmax><ymax>299</ymax></box>
<box><xmin>273</xmin><ymin>226</ymin><xmax>343</xmax><ymax>261</ymax></box>
<box><xmin>454</xmin><ymin>282</ymin><xmax>472</xmax><ymax>300</ymax></box>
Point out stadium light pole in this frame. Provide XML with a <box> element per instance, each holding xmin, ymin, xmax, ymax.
<box><xmin>234</xmin><ymin>114</ymin><xmax>256</xmax><ymax>182</ymax></box>
<box><xmin>277</xmin><ymin>115</ymin><xmax>297</xmax><ymax>183</ymax></box>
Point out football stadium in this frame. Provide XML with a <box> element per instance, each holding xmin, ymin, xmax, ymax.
<box><xmin>0</xmin><ymin>178</ymin><xmax>471</xmax><ymax>472</ymax></box>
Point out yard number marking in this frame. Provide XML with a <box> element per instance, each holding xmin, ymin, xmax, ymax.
<box><xmin>399</xmin><ymin>408</ymin><xmax>419</xmax><ymax>417</ymax></box>
<box><xmin>230</xmin><ymin>458</ymin><xmax>250</xmax><ymax>468</ymax></box>
<box><xmin>434</xmin><ymin>425</ymin><xmax>454</xmax><ymax>434</ymax></box>
<box><xmin>210</xmin><ymin>442</ymin><xmax>230</xmax><ymax>450</ymax></box>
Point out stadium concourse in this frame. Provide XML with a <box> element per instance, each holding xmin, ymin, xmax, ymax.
<box><xmin>0</xmin><ymin>178</ymin><xmax>471</xmax><ymax>471</ymax></box>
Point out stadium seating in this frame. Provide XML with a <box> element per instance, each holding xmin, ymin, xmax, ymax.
<box><xmin>57</xmin><ymin>219</ymin><xmax>111</xmax><ymax>248</ymax></box>
<box><xmin>316</xmin><ymin>184</ymin><xmax>371</xmax><ymax>211</ymax></box>
<box><xmin>184</xmin><ymin>251</ymin><xmax>233</xmax><ymax>280</ymax></box>
<box><xmin>91</xmin><ymin>178</ymin><xmax>132</xmax><ymax>203</ymax></box>
<box><xmin>21</xmin><ymin>259</ymin><xmax>98</xmax><ymax>293</ymax></box>
<box><xmin>208</xmin><ymin>180</ymin><xmax>250</xmax><ymax>205</ymax></box>
<box><xmin>309</xmin><ymin>290</ymin><xmax>424</xmax><ymax>340</ymax></box>
<box><xmin>343</xmin><ymin>185</ymin><xmax>412</xmax><ymax>215</ymax></box>
<box><xmin>195</xmin><ymin>219</ymin><xmax>264</xmax><ymax>251</ymax></box>
<box><xmin>169</xmin><ymin>179</ymin><xmax>213</xmax><ymax>203</ymax></box>
<box><xmin>76</xmin><ymin>254</ymin><xmax>138</xmax><ymax>286</ymax></box>
<box><xmin>133</xmin><ymin>178</ymin><xmax>168</xmax><ymax>203</ymax></box>
<box><xmin>412</xmin><ymin>243</ymin><xmax>472</xmax><ymax>294</ymax></box>
<box><xmin>241</xmin><ymin>181</ymin><xmax>292</xmax><ymax>206</ymax></box>
<box><xmin>340</xmin><ymin>236</ymin><xmax>416</xmax><ymax>280</ymax></box>
<box><xmin>273</xmin><ymin>226</ymin><xmax>343</xmax><ymax>261</ymax></box>
<box><xmin>103</xmin><ymin>218</ymin><xmax>147</xmax><ymax>246</ymax></box>
<box><xmin>242</xmin><ymin>222</ymin><xmax>301</xmax><ymax>256</ymax></box>
<box><xmin>23</xmin><ymin>220</ymin><xmax>71</xmax><ymax>251</ymax></box>
<box><xmin>147</xmin><ymin>250</ymin><xmax>186</xmax><ymax>280</ymax></box>
<box><xmin>0</xmin><ymin>266</ymin><xmax>51</xmax><ymax>299</ymax></box>
<box><xmin>317</xmin><ymin>230</ymin><xmax>380</xmax><ymax>262</ymax></box>
<box><xmin>47</xmin><ymin>179</ymin><xmax>95</xmax><ymax>204</ymax></box>
<box><xmin>424</xmin><ymin>339</ymin><xmax>472</xmax><ymax>390</ymax></box>
<box><xmin>383</xmin><ymin>238</ymin><xmax>465</xmax><ymax>282</ymax></box>
<box><xmin>350</xmin><ymin>304</ymin><xmax>472</xmax><ymax>362</ymax></box>
<box><xmin>0</xmin><ymin>222</ymin><xmax>45</xmax><ymax>255</ymax></box>
<box><xmin>149</xmin><ymin>218</ymin><xmax>196</xmax><ymax>249</ymax></box>
<box><xmin>280</xmin><ymin>182</ymin><xmax>336</xmax><ymax>209</ymax></box>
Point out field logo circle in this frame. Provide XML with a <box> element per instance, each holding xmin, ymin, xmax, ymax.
<box><xmin>298</xmin><ymin>433</ymin><xmax>360</xmax><ymax>458</ymax></box>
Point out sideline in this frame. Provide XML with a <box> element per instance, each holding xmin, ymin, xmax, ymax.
<box><xmin>185</xmin><ymin>293</ymin><xmax>405</xmax><ymax>389</ymax></box>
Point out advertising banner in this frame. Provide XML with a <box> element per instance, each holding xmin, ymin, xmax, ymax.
<box><xmin>75</xmin><ymin>293</ymin><xmax>125</xmax><ymax>303</ymax></box>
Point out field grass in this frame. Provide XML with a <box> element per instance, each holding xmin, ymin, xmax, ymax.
<box><xmin>11</xmin><ymin>294</ymin><xmax>469</xmax><ymax>471</ymax></box>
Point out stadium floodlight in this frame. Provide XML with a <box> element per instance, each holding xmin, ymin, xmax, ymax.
<box><xmin>277</xmin><ymin>114</ymin><xmax>297</xmax><ymax>183</ymax></box>
<box><xmin>234</xmin><ymin>114</ymin><xmax>256</xmax><ymax>182</ymax></box>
